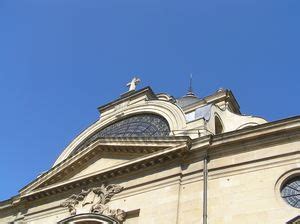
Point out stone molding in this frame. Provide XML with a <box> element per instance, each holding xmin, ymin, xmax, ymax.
<box><xmin>58</xmin><ymin>213</ymin><xmax>121</xmax><ymax>224</ymax></box>
<box><xmin>20</xmin><ymin>137</ymin><xmax>190</xmax><ymax>196</ymax></box>
<box><xmin>21</xmin><ymin>141</ymin><xmax>191</xmax><ymax>201</ymax></box>
<box><xmin>211</xmin><ymin>116</ymin><xmax>300</xmax><ymax>147</ymax></box>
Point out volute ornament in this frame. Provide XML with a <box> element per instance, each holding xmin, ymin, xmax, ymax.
<box><xmin>61</xmin><ymin>184</ymin><xmax>126</xmax><ymax>222</ymax></box>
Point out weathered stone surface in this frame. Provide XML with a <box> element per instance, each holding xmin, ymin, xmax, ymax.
<box><xmin>0</xmin><ymin>86</ymin><xmax>299</xmax><ymax>224</ymax></box>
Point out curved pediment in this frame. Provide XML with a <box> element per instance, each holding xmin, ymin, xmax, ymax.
<box><xmin>54</xmin><ymin>88</ymin><xmax>187</xmax><ymax>166</ymax></box>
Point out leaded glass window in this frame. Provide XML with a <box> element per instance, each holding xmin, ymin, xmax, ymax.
<box><xmin>96</xmin><ymin>114</ymin><xmax>170</xmax><ymax>137</ymax></box>
<box><xmin>71</xmin><ymin>114</ymin><xmax>170</xmax><ymax>155</ymax></box>
<box><xmin>281</xmin><ymin>176</ymin><xmax>300</xmax><ymax>209</ymax></box>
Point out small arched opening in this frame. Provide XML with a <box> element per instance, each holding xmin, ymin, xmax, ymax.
<box><xmin>215</xmin><ymin>115</ymin><xmax>224</xmax><ymax>134</ymax></box>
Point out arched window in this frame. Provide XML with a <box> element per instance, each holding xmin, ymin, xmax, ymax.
<box><xmin>58</xmin><ymin>214</ymin><xmax>120</xmax><ymax>224</ymax></box>
<box><xmin>97</xmin><ymin>114</ymin><xmax>170</xmax><ymax>138</ymax></box>
<box><xmin>71</xmin><ymin>114</ymin><xmax>170</xmax><ymax>155</ymax></box>
<box><xmin>215</xmin><ymin>115</ymin><xmax>224</xmax><ymax>134</ymax></box>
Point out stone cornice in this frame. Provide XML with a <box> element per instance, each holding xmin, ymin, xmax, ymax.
<box><xmin>211</xmin><ymin>115</ymin><xmax>300</xmax><ymax>149</ymax></box>
<box><xmin>188</xmin><ymin>115</ymin><xmax>300</xmax><ymax>158</ymax></box>
<box><xmin>185</xmin><ymin>116</ymin><xmax>300</xmax><ymax>159</ymax></box>
<box><xmin>19</xmin><ymin>138</ymin><xmax>191</xmax><ymax>202</ymax></box>
<box><xmin>20</xmin><ymin>137</ymin><xmax>190</xmax><ymax>195</ymax></box>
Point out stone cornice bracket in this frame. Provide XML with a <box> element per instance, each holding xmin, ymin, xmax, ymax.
<box><xmin>61</xmin><ymin>184</ymin><xmax>126</xmax><ymax>222</ymax></box>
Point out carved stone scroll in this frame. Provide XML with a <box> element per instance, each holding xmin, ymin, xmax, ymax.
<box><xmin>61</xmin><ymin>184</ymin><xmax>126</xmax><ymax>222</ymax></box>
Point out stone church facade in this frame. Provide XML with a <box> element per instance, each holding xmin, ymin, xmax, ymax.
<box><xmin>0</xmin><ymin>80</ymin><xmax>299</xmax><ymax>223</ymax></box>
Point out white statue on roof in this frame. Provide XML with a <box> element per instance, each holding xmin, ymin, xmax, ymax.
<box><xmin>127</xmin><ymin>77</ymin><xmax>141</xmax><ymax>92</ymax></box>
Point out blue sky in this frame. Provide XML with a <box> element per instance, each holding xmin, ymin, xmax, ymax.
<box><xmin>0</xmin><ymin>0</ymin><xmax>299</xmax><ymax>200</ymax></box>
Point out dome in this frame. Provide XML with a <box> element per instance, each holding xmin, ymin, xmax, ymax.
<box><xmin>176</xmin><ymin>95</ymin><xmax>201</xmax><ymax>109</ymax></box>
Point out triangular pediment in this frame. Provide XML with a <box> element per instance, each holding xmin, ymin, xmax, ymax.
<box><xmin>20</xmin><ymin>137</ymin><xmax>191</xmax><ymax>199</ymax></box>
<box><xmin>65</xmin><ymin>152</ymin><xmax>139</xmax><ymax>181</ymax></box>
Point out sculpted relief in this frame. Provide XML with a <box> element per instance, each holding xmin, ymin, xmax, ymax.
<box><xmin>61</xmin><ymin>184</ymin><xmax>126</xmax><ymax>222</ymax></box>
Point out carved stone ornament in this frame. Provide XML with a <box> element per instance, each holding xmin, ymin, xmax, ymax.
<box><xmin>61</xmin><ymin>184</ymin><xmax>126</xmax><ymax>222</ymax></box>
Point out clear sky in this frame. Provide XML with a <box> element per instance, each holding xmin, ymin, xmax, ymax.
<box><xmin>0</xmin><ymin>0</ymin><xmax>299</xmax><ymax>201</ymax></box>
